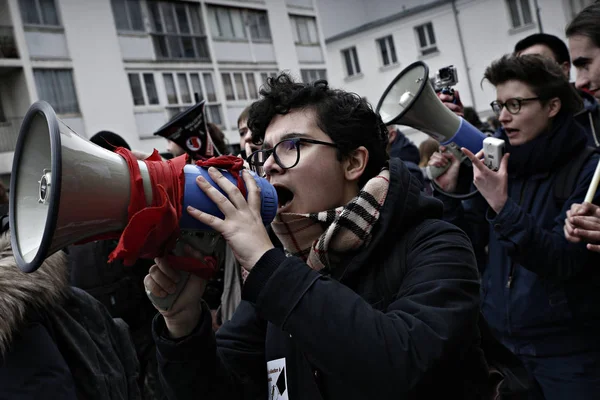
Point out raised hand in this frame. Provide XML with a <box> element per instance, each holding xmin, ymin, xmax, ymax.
<box><xmin>461</xmin><ymin>148</ymin><xmax>510</xmax><ymax>213</ymax></box>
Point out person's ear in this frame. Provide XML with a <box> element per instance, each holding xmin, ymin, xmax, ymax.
<box><xmin>547</xmin><ymin>97</ymin><xmax>561</xmax><ymax>118</ymax></box>
<box><xmin>343</xmin><ymin>146</ymin><xmax>369</xmax><ymax>182</ymax></box>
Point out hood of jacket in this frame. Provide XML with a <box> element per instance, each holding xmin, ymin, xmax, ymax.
<box><xmin>0</xmin><ymin>231</ymin><xmax>69</xmax><ymax>356</ymax></box>
<box><xmin>334</xmin><ymin>157</ymin><xmax>443</xmax><ymax>281</ymax></box>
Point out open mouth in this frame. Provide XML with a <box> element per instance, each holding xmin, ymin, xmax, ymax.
<box><xmin>274</xmin><ymin>185</ymin><xmax>294</xmax><ymax>211</ymax></box>
<box><xmin>504</xmin><ymin>128</ymin><xmax>519</xmax><ymax>136</ymax></box>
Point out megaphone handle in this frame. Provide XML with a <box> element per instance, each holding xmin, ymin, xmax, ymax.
<box><xmin>427</xmin><ymin>144</ymin><xmax>465</xmax><ymax>180</ymax></box>
<box><xmin>147</xmin><ymin>270</ymin><xmax>191</xmax><ymax>312</ymax></box>
<box><xmin>427</xmin><ymin>163</ymin><xmax>450</xmax><ymax>180</ymax></box>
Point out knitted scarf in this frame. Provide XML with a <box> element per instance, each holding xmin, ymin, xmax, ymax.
<box><xmin>271</xmin><ymin>169</ymin><xmax>390</xmax><ymax>272</ymax></box>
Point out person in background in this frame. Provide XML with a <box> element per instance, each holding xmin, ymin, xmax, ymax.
<box><xmin>431</xmin><ymin>54</ymin><xmax>600</xmax><ymax>399</ymax></box>
<box><xmin>238</xmin><ymin>105</ymin><xmax>261</xmax><ymax>159</ymax></box>
<box><xmin>387</xmin><ymin>125</ymin><xmax>425</xmax><ymax>188</ymax></box>
<box><xmin>564</xmin><ymin>2</ymin><xmax>600</xmax><ymax>253</ymax></box>
<box><xmin>514</xmin><ymin>32</ymin><xmax>600</xmax><ymax>147</ymax></box>
<box><xmin>0</xmin><ymin>227</ymin><xmax>140</xmax><ymax>400</ymax></box>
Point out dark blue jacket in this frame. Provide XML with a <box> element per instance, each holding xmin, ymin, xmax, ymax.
<box><xmin>153</xmin><ymin>158</ymin><xmax>485</xmax><ymax>399</ymax></box>
<box><xmin>440</xmin><ymin>113</ymin><xmax>600</xmax><ymax>357</ymax></box>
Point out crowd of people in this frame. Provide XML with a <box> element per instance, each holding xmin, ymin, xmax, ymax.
<box><xmin>2</xmin><ymin>2</ymin><xmax>600</xmax><ymax>399</ymax></box>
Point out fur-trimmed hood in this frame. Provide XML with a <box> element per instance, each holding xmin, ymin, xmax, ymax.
<box><xmin>0</xmin><ymin>231</ymin><xmax>69</xmax><ymax>356</ymax></box>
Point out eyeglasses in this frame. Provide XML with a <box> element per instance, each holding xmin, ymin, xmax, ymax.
<box><xmin>246</xmin><ymin>137</ymin><xmax>338</xmax><ymax>176</ymax></box>
<box><xmin>490</xmin><ymin>97</ymin><xmax>540</xmax><ymax>116</ymax></box>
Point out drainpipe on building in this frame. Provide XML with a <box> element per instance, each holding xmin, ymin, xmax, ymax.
<box><xmin>451</xmin><ymin>0</ymin><xmax>476</xmax><ymax>110</ymax></box>
<box><xmin>533</xmin><ymin>0</ymin><xmax>543</xmax><ymax>33</ymax></box>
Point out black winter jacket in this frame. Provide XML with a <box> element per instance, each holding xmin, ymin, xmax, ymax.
<box><xmin>153</xmin><ymin>158</ymin><xmax>484</xmax><ymax>399</ymax></box>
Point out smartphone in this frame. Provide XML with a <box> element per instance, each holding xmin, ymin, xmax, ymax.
<box><xmin>483</xmin><ymin>137</ymin><xmax>505</xmax><ymax>171</ymax></box>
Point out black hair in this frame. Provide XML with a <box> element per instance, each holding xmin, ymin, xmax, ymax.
<box><xmin>90</xmin><ymin>131</ymin><xmax>131</xmax><ymax>152</ymax></box>
<box><xmin>247</xmin><ymin>73</ymin><xmax>389</xmax><ymax>186</ymax></box>
<box><xmin>483</xmin><ymin>54</ymin><xmax>583</xmax><ymax>116</ymax></box>
<box><xmin>514</xmin><ymin>33</ymin><xmax>571</xmax><ymax>65</ymax></box>
<box><xmin>566</xmin><ymin>2</ymin><xmax>600</xmax><ymax>48</ymax></box>
<box><xmin>463</xmin><ymin>107</ymin><xmax>483</xmax><ymax>129</ymax></box>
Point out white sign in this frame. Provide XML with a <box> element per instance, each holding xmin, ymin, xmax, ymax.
<box><xmin>267</xmin><ymin>358</ymin><xmax>289</xmax><ymax>400</ymax></box>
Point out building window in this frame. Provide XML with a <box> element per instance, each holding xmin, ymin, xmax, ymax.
<box><xmin>301</xmin><ymin>69</ymin><xmax>327</xmax><ymax>83</ymax></box>
<box><xmin>341</xmin><ymin>47</ymin><xmax>361</xmax><ymax>77</ymax></box>
<box><xmin>506</xmin><ymin>0</ymin><xmax>533</xmax><ymax>28</ymax></box>
<box><xmin>19</xmin><ymin>0</ymin><xmax>60</xmax><ymax>27</ymax></box>
<box><xmin>415</xmin><ymin>22</ymin><xmax>438</xmax><ymax>56</ymax></box>
<box><xmin>148</xmin><ymin>1</ymin><xmax>210</xmax><ymax>61</ymax></box>
<box><xmin>290</xmin><ymin>15</ymin><xmax>319</xmax><ymax>45</ymax></box>
<box><xmin>128</xmin><ymin>72</ymin><xmax>159</xmax><ymax>106</ymax></box>
<box><xmin>569</xmin><ymin>0</ymin><xmax>595</xmax><ymax>18</ymax></box>
<box><xmin>208</xmin><ymin>6</ymin><xmax>271</xmax><ymax>41</ymax></box>
<box><xmin>247</xmin><ymin>9</ymin><xmax>271</xmax><ymax>41</ymax></box>
<box><xmin>111</xmin><ymin>0</ymin><xmax>144</xmax><ymax>32</ymax></box>
<box><xmin>221</xmin><ymin>71</ymin><xmax>263</xmax><ymax>101</ymax></box>
<box><xmin>163</xmin><ymin>71</ymin><xmax>223</xmax><ymax>126</ymax></box>
<box><xmin>376</xmin><ymin>35</ymin><xmax>398</xmax><ymax>66</ymax></box>
<box><xmin>33</xmin><ymin>69</ymin><xmax>79</xmax><ymax>114</ymax></box>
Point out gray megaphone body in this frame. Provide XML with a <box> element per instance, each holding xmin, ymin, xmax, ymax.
<box><xmin>9</xmin><ymin>101</ymin><xmax>278</xmax><ymax>283</ymax></box>
<box><xmin>375</xmin><ymin>61</ymin><xmax>486</xmax><ymax>180</ymax></box>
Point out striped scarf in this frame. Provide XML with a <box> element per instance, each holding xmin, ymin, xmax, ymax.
<box><xmin>271</xmin><ymin>169</ymin><xmax>390</xmax><ymax>272</ymax></box>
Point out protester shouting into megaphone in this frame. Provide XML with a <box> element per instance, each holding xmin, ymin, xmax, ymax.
<box><xmin>143</xmin><ymin>73</ymin><xmax>487</xmax><ymax>399</ymax></box>
<box><xmin>432</xmin><ymin>54</ymin><xmax>600</xmax><ymax>399</ymax></box>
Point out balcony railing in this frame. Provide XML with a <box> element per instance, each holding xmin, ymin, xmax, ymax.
<box><xmin>0</xmin><ymin>26</ymin><xmax>18</xmax><ymax>59</ymax></box>
<box><xmin>0</xmin><ymin>117</ymin><xmax>23</xmax><ymax>153</ymax></box>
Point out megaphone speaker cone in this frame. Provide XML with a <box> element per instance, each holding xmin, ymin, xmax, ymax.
<box><xmin>376</xmin><ymin>60</ymin><xmax>485</xmax><ymax>155</ymax></box>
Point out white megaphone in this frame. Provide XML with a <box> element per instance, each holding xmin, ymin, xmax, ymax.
<box><xmin>9</xmin><ymin>101</ymin><xmax>278</xmax><ymax>276</ymax></box>
<box><xmin>376</xmin><ymin>61</ymin><xmax>486</xmax><ymax>180</ymax></box>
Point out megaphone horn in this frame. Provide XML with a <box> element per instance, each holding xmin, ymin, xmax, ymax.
<box><xmin>9</xmin><ymin>101</ymin><xmax>278</xmax><ymax>273</ymax></box>
<box><xmin>375</xmin><ymin>61</ymin><xmax>486</xmax><ymax>178</ymax></box>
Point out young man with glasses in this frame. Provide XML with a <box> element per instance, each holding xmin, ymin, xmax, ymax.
<box><xmin>144</xmin><ymin>74</ymin><xmax>486</xmax><ymax>399</ymax></box>
<box><xmin>564</xmin><ymin>2</ymin><xmax>600</xmax><ymax>253</ymax></box>
<box><xmin>430</xmin><ymin>54</ymin><xmax>600</xmax><ymax>399</ymax></box>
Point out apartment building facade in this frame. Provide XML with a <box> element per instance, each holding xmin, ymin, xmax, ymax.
<box><xmin>321</xmin><ymin>0</ymin><xmax>595</xmax><ymax>145</ymax></box>
<box><xmin>0</xmin><ymin>0</ymin><xmax>328</xmax><ymax>179</ymax></box>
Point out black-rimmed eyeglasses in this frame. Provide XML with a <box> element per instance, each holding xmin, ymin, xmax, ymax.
<box><xmin>246</xmin><ymin>137</ymin><xmax>338</xmax><ymax>176</ymax></box>
<box><xmin>490</xmin><ymin>97</ymin><xmax>540</xmax><ymax>116</ymax></box>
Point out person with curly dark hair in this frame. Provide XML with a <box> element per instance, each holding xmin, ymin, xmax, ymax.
<box><xmin>145</xmin><ymin>73</ymin><xmax>485</xmax><ymax>399</ymax></box>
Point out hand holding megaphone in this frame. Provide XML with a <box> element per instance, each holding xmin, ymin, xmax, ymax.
<box><xmin>145</xmin><ymin>253</ymin><xmax>208</xmax><ymax>338</ymax></box>
<box><xmin>428</xmin><ymin>146</ymin><xmax>462</xmax><ymax>192</ymax></box>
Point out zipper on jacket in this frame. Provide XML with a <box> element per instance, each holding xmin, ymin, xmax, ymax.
<box><xmin>507</xmin><ymin>264</ymin><xmax>515</xmax><ymax>288</ymax></box>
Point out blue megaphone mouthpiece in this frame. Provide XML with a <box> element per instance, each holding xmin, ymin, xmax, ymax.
<box><xmin>179</xmin><ymin>164</ymin><xmax>278</xmax><ymax>231</ymax></box>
